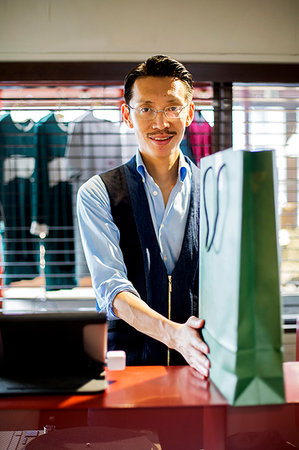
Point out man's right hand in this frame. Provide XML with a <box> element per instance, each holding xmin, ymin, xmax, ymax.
<box><xmin>113</xmin><ymin>292</ymin><xmax>210</xmax><ymax>378</ymax></box>
<box><xmin>170</xmin><ymin>316</ymin><xmax>210</xmax><ymax>379</ymax></box>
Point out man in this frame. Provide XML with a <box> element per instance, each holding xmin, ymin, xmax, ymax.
<box><xmin>77</xmin><ymin>55</ymin><xmax>210</xmax><ymax>379</ymax></box>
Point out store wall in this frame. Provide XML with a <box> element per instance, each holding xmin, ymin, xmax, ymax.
<box><xmin>0</xmin><ymin>0</ymin><xmax>298</xmax><ymax>63</ymax></box>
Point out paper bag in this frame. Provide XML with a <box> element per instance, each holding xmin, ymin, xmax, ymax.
<box><xmin>199</xmin><ymin>149</ymin><xmax>285</xmax><ymax>406</ymax></box>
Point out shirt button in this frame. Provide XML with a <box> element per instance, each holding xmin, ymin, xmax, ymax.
<box><xmin>153</xmin><ymin>190</ymin><xmax>158</xmax><ymax>196</ymax></box>
<box><xmin>163</xmin><ymin>256</ymin><xmax>167</xmax><ymax>261</ymax></box>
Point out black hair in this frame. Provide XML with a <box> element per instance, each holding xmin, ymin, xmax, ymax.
<box><xmin>124</xmin><ymin>55</ymin><xmax>194</xmax><ymax>105</ymax></box>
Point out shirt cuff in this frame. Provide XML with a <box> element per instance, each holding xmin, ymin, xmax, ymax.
<box><xmin>101</xmin><ymin>286</ymin><xmax>141</xmax><ymax>321</ymax></box>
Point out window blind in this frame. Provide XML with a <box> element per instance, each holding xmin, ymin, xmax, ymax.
<box><xmin>232</xmin><ymin>83</ymin><xmax>299</xmax><ymax>311</ymax></box>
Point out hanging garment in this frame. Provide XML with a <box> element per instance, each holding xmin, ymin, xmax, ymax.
<box><xmin>0</xmin><ymin>113</ymin><xmax>39</xmax><ymax>285</ymax></box>
<box><xmin>31</xmin><ymin>112</ymin><xmax>75</xmax><ymax>290</ymax></box>
<box><xmin>65</xmin><ymin>111</ymin><xmax>123</xmax><ymax>283</ymax></box>
<box><xmin>187</xmin><ymin>111</ymin><xmax>213</xmax><ymax>166</ymax></box>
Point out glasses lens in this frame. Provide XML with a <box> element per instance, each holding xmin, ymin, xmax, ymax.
<box><xmin>165</xmin><ymin>106</ymin><xmax>182</xmax><ymax>118</ymax></box>
<box><xmin>137</xmin><ymin>108</ymin><xmax>155</xmax><ymax>120</ymax></box>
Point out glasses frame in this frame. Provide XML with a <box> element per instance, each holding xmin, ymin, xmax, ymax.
<box><xmin>126</xmin><ymin>104</ymin><xmax>188</xmax><ymax>120</ymax></box>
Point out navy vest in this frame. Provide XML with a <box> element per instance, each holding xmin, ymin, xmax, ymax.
<box><xmin>101</xmin><ymin>155</ymin><xmax>200</xmax><ymax>365</ymax></box>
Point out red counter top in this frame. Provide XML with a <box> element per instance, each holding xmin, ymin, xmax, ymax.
<box><xmin>0</xmin><ymin>362</ymin><xmax>297</xmax><ymax>410</ymax></box>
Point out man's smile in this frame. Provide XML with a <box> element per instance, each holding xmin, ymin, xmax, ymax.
<box><xmin>148</xmin><ymin>132</ymin><xmax>176</xmax><ymax>144</ymax></box>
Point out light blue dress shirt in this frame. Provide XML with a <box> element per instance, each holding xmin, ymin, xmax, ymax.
<box><xmin>77</xmin><ymin>150</ymin><xmax>192</xmax><ymax>319</ymax></box>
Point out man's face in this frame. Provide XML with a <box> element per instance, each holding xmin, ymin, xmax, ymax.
<box><xmin>122</xmin><ymin>76</ymin><xmax>194</xmax><ymax>163</ymax></box>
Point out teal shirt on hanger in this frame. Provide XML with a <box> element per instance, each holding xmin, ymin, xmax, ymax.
<box><xmin>0</xmin><ymin>112</ymin><xmax>39</xmax><ymax>285</ymax></box>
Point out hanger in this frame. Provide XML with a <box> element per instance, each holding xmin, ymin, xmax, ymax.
<box><xmin>54</xmin><ymin>99</ymin><xmax>65</xmax><ymax>122</ymax></box>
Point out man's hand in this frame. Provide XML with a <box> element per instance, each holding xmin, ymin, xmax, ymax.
<box><xmin>113</xmin><ymin>292</ymin><xmax>210</xmax><ymax>377</ymax></box>
<box><xmin>170</xmin><ymin>316</ymin><xmax>210</xmax><ymax>379</ymax></box>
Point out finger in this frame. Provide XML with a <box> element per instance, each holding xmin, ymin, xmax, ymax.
<box><xmin>187</xmin><ymin>316</ymin><xmax>205</xmax><ymax>329</ymax></box>
<box><xmin>191</xmin><ymin>335</ymin><xmax>210</xmax><ymax>355</ymax></box>
<box><xmin>190</xmin><ymin>353</ymin><xmax>210</xmax><ymax>378</ymax></box>
<box><xmin>192</xmin><ymin>362</ymin><xmax>209</xmax><ymax>379</ymax></box>
<box><xmin>198</xmin><ymin>352</ymin><xmax>210</xmax><ymax>371</ymax></box>
<box><xmin>190</xmin><ymin>367</ymin><xmax>210</xmax><ymax>387</ymax></box>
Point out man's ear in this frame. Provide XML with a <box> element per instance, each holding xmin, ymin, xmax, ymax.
<box><xmin>185</xmin><ymin>102</ymin><xmax>195</xmax><ymax>127</ymax></box>
<box><xmin>121</xmin><ymin>103</ymin><xmax>134</xmax><ymax>129</ymax></box>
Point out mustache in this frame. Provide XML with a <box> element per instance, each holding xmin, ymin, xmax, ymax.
<box><xmin>147</xmin><ymin>131</ymin><xmax>177</xmax><ymax>137</ymax></box>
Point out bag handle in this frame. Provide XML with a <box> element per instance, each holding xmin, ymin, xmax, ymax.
<box><xmin>203</xmin><ymin>163</ymin><xmax>226</xmax><ymax>252</ymax></box>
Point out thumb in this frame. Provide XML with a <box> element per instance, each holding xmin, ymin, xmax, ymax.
<box><xmin>187</xmin><ymin>316</ymin><xmax>205</xmax><ymax>329</ymax></box>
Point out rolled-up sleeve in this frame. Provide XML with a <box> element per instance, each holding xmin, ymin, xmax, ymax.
<box><xmin>77</xmin><ymin>175</ymin><xmax>140</xmax><ymax>319</ymax></box>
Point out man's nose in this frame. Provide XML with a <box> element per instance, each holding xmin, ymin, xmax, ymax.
<box><xmin>152</xmin><ymin>110</ymin><xmax>170</xmax><ymax>129</ymax></box>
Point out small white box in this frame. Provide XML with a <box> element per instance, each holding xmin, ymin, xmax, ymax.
<box><xmin>106</xmin><ymin>350</ymin><xmax>126</xmax><ymax>371</ymax></box>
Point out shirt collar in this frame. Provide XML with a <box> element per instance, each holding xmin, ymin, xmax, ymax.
<box><xmin>136</xmin><ymin>149</ymin><xmax>189</xmax><ymax>183</ymax></box>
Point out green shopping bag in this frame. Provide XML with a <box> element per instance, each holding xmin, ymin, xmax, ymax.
<box><xmin>199</xmin><ymin>149</ymin><xmax>285</xmax><ymax>406</ymax></box>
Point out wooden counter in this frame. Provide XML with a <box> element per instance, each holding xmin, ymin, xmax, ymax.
<box><xmin>0</xmin><ymin>363</ymin><xmax>298</xmax><ymax>449</ymax></box>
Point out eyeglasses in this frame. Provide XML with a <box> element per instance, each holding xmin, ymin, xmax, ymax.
<box><xmin>127</xmin><ymin>104</ymin><xmax>188</xmax><ymax>120</ymax></box>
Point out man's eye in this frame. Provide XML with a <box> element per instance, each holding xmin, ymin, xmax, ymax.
<box><xmin>167</xmin><ymin>106</ymin><xmax>180</xmax><ymax>112</ymax></box>
<box><xmin>139</xmin><ymin>107</ymin><xmax>152</xmax><ymax>114</ymax></box>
